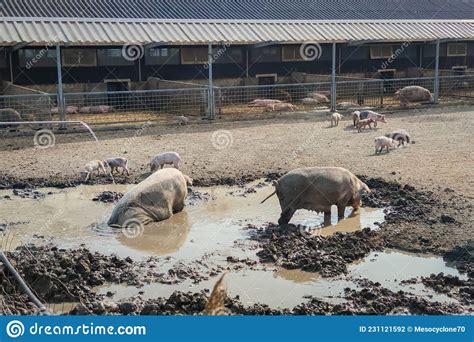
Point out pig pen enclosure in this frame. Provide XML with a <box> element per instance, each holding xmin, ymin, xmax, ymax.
<box><xmin>1</xmin><ymin>74</ymin><xmax>474</xmax><ymax>127</ymax></box>
<box><xmin>0</xmin><ymin>103</ymin><xmax>473</xmax><ymax>316</ymax></box>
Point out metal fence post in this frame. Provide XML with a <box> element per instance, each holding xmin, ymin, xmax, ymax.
<box><xmin>434</xmin><ymin>38</ymin><xmax>440</xmax><ymax>104</ymax></box>
<box><xmin>56</xmin><ymin>44</ymin><xmax>66</xmax><ymax>128</ymax></box>
<box><xmin>207</xmin><ymin>42</ymin><xmax>215</xmax><ymax>120</ymax></box>
<box><xmin>331</xmin><ymin>41</ymin><xmax>337</xmax><ymax>112</ymax></box>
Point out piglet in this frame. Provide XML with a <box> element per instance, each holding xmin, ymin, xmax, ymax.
<box><xmin>375</xmin><ymin>136</ymin><xmax>397</xmax><ymax>154</ymax></box>
<box><xmin>149</xmin><ymin>152</ymin><xmax>181</xmax><ymax>172</ymax></box>
<box><xmin>352</xmin><ymin>111</ymin><xmax>360</xmax><ymax>127</ymax></box>
<box><xmin>84</xmin><ymin>160</ymin><xmax>108</xmax><ymax>181</ymax></box>
<box><xmin>177</xmin><ymin>115</ymin><xmax>189</xmax><ymax>126</ymax></box>
<box><xmin>357</xmin><ymin>118</ymin><xmax>374</xmax><ymax>132</ymax></box>
<box><xmin>331</xmin><ymin>112</ymin><xmax>342</xmax><ymax>126</ymax></box>
<box><xmin>104</xmin><ymin>157</ymin><xmax>129</xmax><ymax>175</ymax></box>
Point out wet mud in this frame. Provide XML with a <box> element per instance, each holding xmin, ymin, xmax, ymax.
<box><xmin>0</xmin><ymin>174</ymin><xmax>472</xmax><ymax>316</ymax></box>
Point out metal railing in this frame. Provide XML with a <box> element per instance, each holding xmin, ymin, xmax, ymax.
<box><xmin>0</xmin><ymin>75</ymin><xmax>473</xmax><ymax>128</ymax></box>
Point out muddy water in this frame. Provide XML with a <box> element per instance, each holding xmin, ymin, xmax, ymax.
<box><xmin>0</xmin><ymin>181</ymin><xmax>465</xmax><ymax>308</ymax></box>
<box><xmin>0</xmin><ymin>181</ymin><xmax>383</xmax><ymax>259</ymax></box>
<box><xmin>97</xmin><ymin>250</ymin><xmax>466</xmax><ymax>308</ymax></box>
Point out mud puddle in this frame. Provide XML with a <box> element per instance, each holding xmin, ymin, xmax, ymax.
<box><xmin>1</xmin><ymin>180</ymin><xmax>469</xmax><ymax>311</ymax></box>
<box><xmin>0</xmin><ymin>181</ymin><xmax>384</xmax><ymax>260</ymax></box>
<box><xmin>97</xmin><ymin>250</ymin><xmax>466</xmax><ymax>308</ymax></box>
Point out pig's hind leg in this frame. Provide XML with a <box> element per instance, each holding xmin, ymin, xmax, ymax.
<box><xmin>278</xmin><ymin>207</ymin><xmax>296</xmax><ymax>225</ymax></box>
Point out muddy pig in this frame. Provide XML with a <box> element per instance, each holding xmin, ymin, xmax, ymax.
<box><xmin>108</xmin><ymin>168</ymin><xmax>192</xmax><ymax>226</ymax></box>
<box><xmin>84</xmin><ymin>160</ymin><xmax>108</xmax><ymax>181</ymax></box>
<box><xmin>104</xmin><ymin>157</ymin><xmax>130</xmax><ymax>175</ymax></box>
<box><xmin>261</xmin><ymin>167</ymin><xmax>371</xmax><ymax>224</ymax></box>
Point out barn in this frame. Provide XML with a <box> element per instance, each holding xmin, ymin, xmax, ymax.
<box><xmin>0</xmin><ymin>0</ymin><xmax>473</xmax><ymax>122</ymax></box>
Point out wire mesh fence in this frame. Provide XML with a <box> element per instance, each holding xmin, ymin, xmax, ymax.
<box><xmin>439</xmin><ymin>75</ymin><xmax>474</xmax><ymax>99</ymax></box>
<box><xmin>0</xmin><ymin>75</ymin><xmax>473</xmax><ymax>129</ymax></box>
<box><xmin>62</xmin><ymin>88</ymin><xmax>209</xmax><ymax>125</ymax></box>
<box><xmin>0</xmin><ymin>93</ymin><xmax>55</xmax><ymax>123</ymax></box>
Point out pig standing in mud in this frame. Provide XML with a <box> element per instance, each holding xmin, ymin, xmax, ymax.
<box><xmin>395</xmin><ymin>86</ymin><xmax>434</xmax><ymax>107</ymax></box>
<box><xmin>104</xmin><ymin>157</ymin><xmax>129</xmax><ymax>175</ymax></box>
<box><xmin>108</xmin><ymin>168</ymin><xmax>192</xmax><ymax>227</ymax></box>
<box><xmin>261</xmin><ymin>167</ymin><xmax>371</xmax><ymax>224</ymax></box>
<box><xmin>84</xmin><ymin>160</ymin><xmax>108</xmax><ymax>181</ymax></box>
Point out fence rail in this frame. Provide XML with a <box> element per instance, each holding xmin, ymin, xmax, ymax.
<box><xmin>1</xmin><ymin>75</ymin><xmax>473</xmax><ymax>127</ymax></box>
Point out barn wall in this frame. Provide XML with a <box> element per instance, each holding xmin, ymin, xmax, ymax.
<box><xmin>2</xmin><ymin>42</ymin><xmax>473</xmax><ymax>92</ymax></box>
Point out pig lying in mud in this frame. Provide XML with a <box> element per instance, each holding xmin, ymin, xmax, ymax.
<box><xmin>261</xmin><ymin>167</ymin><xmax>371</xmax><ymax>224</ymax></box>
<box><xmin>395</xmin><ymin>86</ymin><xmax>434</xmax><ymax>107</ymax></box>
<box><xmin>149</xmin><ymin>152</ymin><xmax>181</xmax><ymax>172</ymax></box>
<box><xmin>108</xmin><ymin>168</ymin><xmax>193</xmax><ymax>227</ymax></box>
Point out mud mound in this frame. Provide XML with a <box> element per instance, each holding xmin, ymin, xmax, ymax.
<box><xmin>186</xmin><ymin>189</ymin><xmax>216</xmax><ymax>206</ymax></box>
<box><xmin>412</xmin><ymin>273</ymin><xmax>473</xmax><ymax>305</ymax></box>
<box><xmin>339</xmin><ymin>280</ymin><xmax>467</xmax><ymax>315</ymax></box>
<box><xmin>443</xmin><ymin>242</ymin><xmax>474</xmax><ymax>277</ymax></box>
<box><xmin>254</xmin><ymin>225</ymin><xmax>384</xmax><ymax>277</ymax></box>
<box><xmin>12</xmin><ymin>188</ymin><xmax>48</xmax><ymax>199</ymax></box>
<box><xmin>2</xmin><ymin>245</ymin><xmax>164</xmax><ymax>305</ymax></box>
<box><xmin>92</xmin><ymin>191</ymin><xmax>123</xmax><ymax>203</ymax></box>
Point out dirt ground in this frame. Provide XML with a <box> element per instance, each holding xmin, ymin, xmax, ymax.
<box><xmin>1</xmin><ymin>105</ymin><xmax>473</xmax><ymax>250</ymax></box>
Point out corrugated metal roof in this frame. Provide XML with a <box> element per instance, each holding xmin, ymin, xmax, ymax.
<box><xmin>2</xmin><ymin>0</ymin><xmax>474</xmax><ymax>20</ymax></box>
<box><xmin>1</xmin><ymin>19</ymin><xmax>473</xmax><ymax>46</ymax></box>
